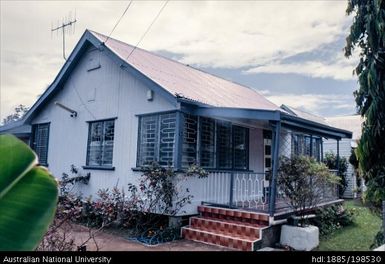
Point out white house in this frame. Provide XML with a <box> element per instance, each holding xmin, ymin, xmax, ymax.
<box><xmin>0</xmin><ymin>30</ymin><xmax>353</xmax><ymax>250</ymax></box>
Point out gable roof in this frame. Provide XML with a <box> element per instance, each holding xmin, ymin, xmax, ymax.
<box><xmin>90</xmin><ymin>31</ymin><xmax>279</xmax><ymax>111</ymax></box>
<box><xmin>280</xmin><ymin>104</ymin><xmax>328</xmax><ymax>125</ymax></box>
<box><xmin>9</xmin><ymin>29</ymin><xmax>280</xmax><ymax>126</ymax></box>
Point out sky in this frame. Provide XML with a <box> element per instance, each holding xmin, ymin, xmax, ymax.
<box><xmin>0</xmin><ymin>0</ymin><xmax>360</xmax><ymax>121</ymax></box>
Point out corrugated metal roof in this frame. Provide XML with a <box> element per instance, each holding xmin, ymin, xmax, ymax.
<box><xmin>91</xmin><ymin>31</ymin><xmax>280</xmax><ymax>111</ymax></box>
<box><xmin>281</xmin><ymin>104</ymin><xmax>328</xmax><ymax>125</ymax></box>
<box><xmin>326</xmin><ymin>115</ymin><xmax>363</xmax><ymax>140</ymax></box>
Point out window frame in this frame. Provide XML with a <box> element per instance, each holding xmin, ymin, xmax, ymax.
<box><xmin>291</xmin><ymin>133</ymin><xmax>322</xmax><ymax>161</ymax></box>
<box><xmin>135</xmin><ymin>111</ymin><xmax>251</xmax><ymax>171</ymax></box>
<box><xmin>183</xmin><ymin>115</ymin><xmax>250</xmax><ymax>171</ymax></box>
<box><xmin>136</xmin><ymin>111</ymin><xmax>177</xmax><ymax>167</ymax></box>
<box><xmin>85</xmin><ymin>118</ymin><xmax>116</xmax><ymax>169</ymax></box>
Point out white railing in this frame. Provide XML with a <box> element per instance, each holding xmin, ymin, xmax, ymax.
<box><xmin>202</xmin><ymin>171</ymin><xmax>268</xmax><ymax>209</ymax></box>
<box><xmin>203</xmin><ymin>171</ymin><xmax>232</xmax><ymax>205</ymax></box>
<box><xmin>233</xmin><ymin>172</ymin><xmax>268</xmax><ymax>209</ymax></box>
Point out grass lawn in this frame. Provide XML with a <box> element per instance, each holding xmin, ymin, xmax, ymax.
<box><xmin>317</xmin><ymin>199</ymin><xmax>382</xmax><ymax>251</ymax></box>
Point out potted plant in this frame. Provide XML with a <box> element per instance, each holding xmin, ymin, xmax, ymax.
<box><xmin>277</xmin><ymin>156</ymin><xmax>339</xmax><ymax>251</ymax></box>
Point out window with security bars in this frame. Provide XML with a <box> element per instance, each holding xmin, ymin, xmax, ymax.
<box><xmin>159</xmin><ymin>113</ymin><xmax>177</xmax><ymax>166</ymax></box>
<box><xmin>180</xmin><ymin>114</ymin><xmax>249</xmax><ymax>170</ymax></box>
<box><xmin>86</xmin><ymin>119</ymin><xmax>115</xmax><ymax>167</ymax></box>
<box><xmin>31</xmin><ymin>123</ymin><xmax>50</xmax><ymax>166</ymax></box>
<box><xmin>137</xmin><ymin>112</ymin><xmax>176</xmax><ymax>167</ymax></box>
<box><xmin>199</xmin><ymin>117</ymin><xmax>216</xmax><ymax>168</ymax></box>
<box><xmin>182</xmin><ymin>114</ymin><xmax>198</xmax><ymax>167</ymax></box>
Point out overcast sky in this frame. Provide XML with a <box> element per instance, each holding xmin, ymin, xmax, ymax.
<box><xmin>0</xmin><ymin>0</ymin><xmax>360</xmax><ymax>121</ymax></box>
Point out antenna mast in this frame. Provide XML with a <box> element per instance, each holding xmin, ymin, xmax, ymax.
<box><xmin>51</xmin><ymin>11</ymin><xmax>77</xmax><ymax>60</ymax></box>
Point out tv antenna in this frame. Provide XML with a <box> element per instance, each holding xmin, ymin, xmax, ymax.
<box><xmin>51</xmin><ymin>11</ymin><xmax>77</xmax><ymax>60</ymax></box>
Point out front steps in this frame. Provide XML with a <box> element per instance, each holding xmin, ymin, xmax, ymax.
<box><xmin>181</xmin><ymin>205</ymin><xmax>270</xmax><ymax>251</ymax></box>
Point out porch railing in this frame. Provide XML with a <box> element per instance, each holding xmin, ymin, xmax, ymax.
<box><xmin>202</xmin><ymin>171</ymin><xmax>268</xmax><ymax>210</ymax></box>
<box><xmin>201</xmin><ymin>169</ymin><xmax>340</xmax><ymax>213</ymax></box>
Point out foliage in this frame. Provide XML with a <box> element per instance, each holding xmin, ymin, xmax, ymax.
<box><xmin>278</xmin><ymin>156</ymin><xmax>340</xmax><ymax>226</ymax></box>
<box><xmin>126</xmin><ymin>162</ymin><xmax>207</xmax><ymax>234</ymax></box>
<box><xmin>49</xmin><ymin>162</ymin><xmax>208</xmax><ymax>247</ymax></box>
<box><xmin>312</xmin><ymin>204</ymin><xmax>356</xmax><ymax>237</ymax></box>
<box><xmin>324</xmin><ymin>151</ymin><xmax>348</xmax><ymax>197</ymax></box>
<box><xmin>371</xmin><ymin>227</ymin><xmax>385</xmax><ymax>249</ymax></box>
<box><xmin>60</xmin><ymin>165</ymin><xmax>90</xmax><ymax>196</ymax></box>
<box><xmin>0</xmin><ymin>134</ymin><xmax>58</xmax><ymax>251</ymax></box>
<box><xmin>317</xmin><ymin>200</ymin><xmax>382</xmax><ymax>251</ymax></box>
<box><xmin>186</xmin><ymin>164</ymin><xmax>209</xmax><ymax>178</ymax></box>
<box><xmin>38</xmin><ymin>166</ymin><xmax>108</xmax><ymax>251</ymax></box>
<box><xmin>349</xmin><ymin>148</ymin><xmax>363</xmax><ymax>193</ymax></box>
<box><xmin>362</xmin><ymin>170</ymin><xmax>385</xmax><ymax>210</ymax></box>
<box><xmin>345</xmin><ymin>0</ymin><xmax>385</xmax><ymax>208</ymax></box>
<box><xmin>2</xmin><ymin>104</ymin><xmax>30</xmax><ymax>125</ymax></box>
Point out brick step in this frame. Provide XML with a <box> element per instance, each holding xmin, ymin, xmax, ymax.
<box><xmin>190</xmin><ymin>217</ymin><xmax>260</xmax><ymax>240</ymax></box>
<box><xmin>181</xmin><ymin>226</ymin><xmax>259</xmax><ymax>251</ymax></box>
<box><xmin>198</xmin><ymin>205</ymin><xmax>269</xmax><ymax>225</ymax></box>
<box><xmin>201</xmin><ymin>215</ymin><xmax>266</xmax><ymax>228</ymax></box>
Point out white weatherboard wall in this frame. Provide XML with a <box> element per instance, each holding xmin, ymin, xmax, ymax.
<box><xmin>323</xmin><ymin>138</ymin><xmax>357</xmax><ymax>198</ymax></box>
<box><xmin>32</xmin><ymin>46</ymin><xmax>176</xmax><ymax>199</ymax></box>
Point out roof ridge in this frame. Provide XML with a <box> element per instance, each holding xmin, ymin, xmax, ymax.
<box><xmin>88</xmin><ymin>30</ymin><xmax>273</xmax><ymax>104</ymax></box>
<box><xmin>286</xmin><ymin>104</ymin><xmax>325</xmax><ymax>119</ymax></box>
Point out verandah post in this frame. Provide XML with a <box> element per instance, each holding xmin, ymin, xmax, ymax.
<box><xmin>269</xmin><ymin>121</ymin><xmax>281</xmax><ymax>218</ymax></box>
<box><xmin>174</xmin><ymin>111</ymin><xmax>183</xmax><ymax>171</ymax></box>
<box><xmin>229</xmin><ymin>172</ymin><xmax>234</xmax><ymax>208</ymax></box>
<box><xmin>336</xmin><ymin>138</ymin><xmax>340</xmax><ymax>197</ymax></box>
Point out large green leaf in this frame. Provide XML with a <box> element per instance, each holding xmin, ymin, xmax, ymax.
<box><xmin>0</xmin><ymin>134</ymin><xmax>58</xmax><ymax>251</ymax></box>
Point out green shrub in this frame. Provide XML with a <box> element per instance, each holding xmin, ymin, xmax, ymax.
<box><xmin>370</xmin><ymin>228</ymin><xmax>384</xmax><ymax>249</ymax></box>
<box><xmin>57</xmin><ymin>162</ymin><xmax>207</xmax><ymax>244</ymax></box>
<box><xmin>278</xmin><ymin>155</ymin><xmax>340</xmax><ymax>226</ymax></box>
<box><xmin>312</xmin><ymin>204</ymin><xmax>356</xmax><ymax>237</ymax></box>
<box><xmin>324</xmin><ymin>151</ymin><xmax>348</xmax><ymax>197</ymax></box>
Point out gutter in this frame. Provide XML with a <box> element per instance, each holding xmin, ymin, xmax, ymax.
<box><xmin>281</xmin><ymin>113</ymin><xmax>353</xmax><ymax>139</ymax></box>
